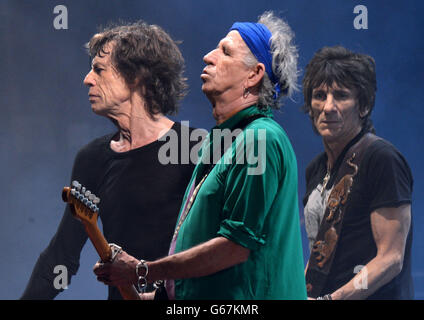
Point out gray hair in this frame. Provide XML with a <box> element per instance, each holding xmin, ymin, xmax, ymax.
<box><xmin>243</xmin><ymin>11</ymin><xmax>299</xmax><ymax>110</ymax></box>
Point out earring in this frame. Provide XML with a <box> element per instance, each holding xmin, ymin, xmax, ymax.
<box><xmin>243</xmin><ymin>87</ymin><xmax>250</xmax><ymax>99</ymax></box>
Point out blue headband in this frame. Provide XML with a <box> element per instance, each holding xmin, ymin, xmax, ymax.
<box><xmin>230</xmin><ymin>22</ymin><xmax>282</xmax><ymax>99</ymax></box>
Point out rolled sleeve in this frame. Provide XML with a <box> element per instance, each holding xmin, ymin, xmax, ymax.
<box><xmin>218</xmin><ymin>219</ymin><xmax>266</xmax><ymax>250</ymax></box>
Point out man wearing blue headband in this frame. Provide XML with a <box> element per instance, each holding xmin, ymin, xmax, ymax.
<box><xmin>94</xmin><ymin>11</ymin><xmax>306</xmax><ymax>300</ymax></box>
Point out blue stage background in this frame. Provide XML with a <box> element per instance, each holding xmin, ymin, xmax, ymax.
<box><xmin>1</xmin><ymin>0</ymin><xmax>422</xmax><ymax>299</ymax></box>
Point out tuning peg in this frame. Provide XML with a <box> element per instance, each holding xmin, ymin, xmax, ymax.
<box><xmin>84</xmin><ymin>190</ymin><xmax>91</xmax><ymax>197</ymax></box>
<box><xmin>74</xmin><ymin>182</ymin><xmax>81</xmax><ymax>191</ymax></box>
<box><xmin>81</xmin><ymin>186</ymin><xmax>86</xmax><ymax>194</ymax></box>
<box><xmin>88</xmin><ymin>194</ymin><xmax>95</xmax><ymax>201</ymax></box>
<box><xmin>72</xmin><ymin>181</ymin><xmax>79</xmax><ymax>189</ymax></box>
<box><xmin>93</xmin><ymin>197</ymin><xmax>100</xmax><ymax>205</ymax></box>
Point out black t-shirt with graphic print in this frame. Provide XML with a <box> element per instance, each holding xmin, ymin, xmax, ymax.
<box><xmin>304</xmin><ymin>136</ymin><xmax>414</xmax><ymax>300</ymax></box>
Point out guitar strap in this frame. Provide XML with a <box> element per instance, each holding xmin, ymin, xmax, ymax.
<box><xmin>305</xmin><ymin>132</ymin><xmax>380</xmax><ymax>298</ymax></box>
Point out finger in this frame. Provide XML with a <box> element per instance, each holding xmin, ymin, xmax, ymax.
<box><xmin>96</xmin><ymin>276</ymin><xmax>112</xmax><ymax>286</ymax></box>
<box><xmin>93</xmin><ymin>262</ymin><xmax>104</xmax><ymax>274</ymax></box>
<box><xmin>95</xmin><ymin>261</ymin><xmax>111</xmax><ymax>271</ymax></box>
<box><xmin>93</xmin><ymin>262</ymin><xmax>111</xmax><ymax>276</ymax></box>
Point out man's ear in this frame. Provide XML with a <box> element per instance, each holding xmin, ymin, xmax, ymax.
<box><xmin>246</xmin><ymin>62</ymin><xmax>266</xmax><ymax>89</ymax></box>
<box><xmin>359</xmin><ymin>106</ymin><xmax>370</xmax><ymax>118</ymax></box>
<box><xmin>130</xmin><ymin>77</ymin><xmax>146</xmax><ymax>96</ymax></box>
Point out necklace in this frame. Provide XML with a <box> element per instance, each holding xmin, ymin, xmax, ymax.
<box><xmin>172</xmin><ymin>172</ymin><xmax>208</xmax><ymax>242</ymax></box>
<box><xmin>321</xmin><ymin>164</ymin><xmax>331</xmax><ymax>196</ymax></box>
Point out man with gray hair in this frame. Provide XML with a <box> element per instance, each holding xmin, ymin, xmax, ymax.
<box><xmin>94</xmin><ymin>12</ymin><xmax>307</xmax><ymax>300</ymax></box>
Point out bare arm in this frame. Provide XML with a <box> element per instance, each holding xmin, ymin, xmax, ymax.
<box><xmin>93</xmin><ymin>236</ymin><xmax>250</xmax><ymax>287</ymax></box>
<box><xmin>330</xmin><ymin>204</ymin><xmax>411</xmax><ymax>300</ymax></box>
<box><xmin>149</xmin><ymin>236</ymin><xmax>250</xmax><ymax>281</ymax></box>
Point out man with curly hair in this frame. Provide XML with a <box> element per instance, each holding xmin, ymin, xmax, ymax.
<box><xmin>21</xmin><ymin>21</ymin><xmax>198</xmax><ymax>300</ymax></box>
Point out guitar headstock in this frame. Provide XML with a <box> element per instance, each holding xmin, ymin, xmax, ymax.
<box><xmin>62</xmin><ymin>180</ymin><xmax>100</xmax><ymax>225</ymax></box>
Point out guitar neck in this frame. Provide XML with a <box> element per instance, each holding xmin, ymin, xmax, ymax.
<box><xmin>62</xmin><ymin>185</ymin><xmax>140</xmax><ymax>300</ymax></box>
<box><xmin>82</xmin><ymin>221</ymin><xmax>141</xmax><ymax>300</ymax></box>
<box><xmin>82</xmin><ymin>221</ymin><xmax>112</xmax><ymax>262</ymax></box>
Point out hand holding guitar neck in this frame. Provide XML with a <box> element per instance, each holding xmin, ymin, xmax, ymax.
<box><xmin>62</xmin><ymin>180</ymin><xmax>141</xmax><ymax>300</ymax></box>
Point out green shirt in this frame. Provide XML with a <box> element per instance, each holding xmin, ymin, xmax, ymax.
<box><xmin>174</xmin><ymin>105</ymin><xmax>307</xmax><ymax>299</ymax></box>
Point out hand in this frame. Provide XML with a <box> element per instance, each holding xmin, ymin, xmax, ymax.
<box><xmin>93</xmin><ymin>250</ymin><xmax>139</xmax><ymax>287</ymax></box>
<box><xmin>139</xmin><ymin>291</ymin><xmax>156</xmax><ymax>300</ymax></box>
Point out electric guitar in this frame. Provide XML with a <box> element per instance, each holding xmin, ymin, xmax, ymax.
<box><xmin>62</xmin><ymin>180</ymin><xmax>140</xmax><ymax>300</ymax></box>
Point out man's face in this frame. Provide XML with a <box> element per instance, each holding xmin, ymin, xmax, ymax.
<box><xmin>310</xmin><ymin>83</ymin><xmax>363</xmax><ymax>143</ymax></box>
<box><xmin>83</xmin><ymin>42</ymin><xmax>131</xmax><ymax>116</ymax></box>
<box><xmin>201</xmin><ymin>30</ymin><xmax>252</xmax><ymax>101</ymax></box>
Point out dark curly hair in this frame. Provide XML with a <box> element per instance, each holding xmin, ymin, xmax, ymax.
<box><xmin>302</xmin><ymin>46</ymin><xmax>377</xmax><ymax>133</ymax></box>
<box><xmin>86</xmin><ymin>21</ymin><xmax>187</xmax><ymax>117</ymax></box>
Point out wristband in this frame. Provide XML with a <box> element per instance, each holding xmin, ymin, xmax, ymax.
<box><xmin>136</xmin><ymin>260</ymin><xmax>148</xmax><ymax>292</ymax></box>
